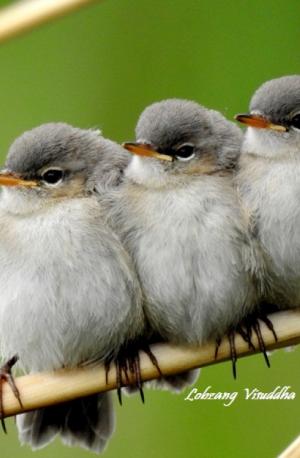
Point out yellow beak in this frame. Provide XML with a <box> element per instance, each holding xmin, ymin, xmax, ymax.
<box><xmin>123</xmin><ymin>142</ymin><xmax>173</xmax><ymax>162</ymax></box>
<box><xmin>0</xmin><ymin>172</ymin><xmax>38</xmax><ymax>187</ymax></box>
<box><xmin>235</xmin><ymin>113</ymin><xmax>287</xmax><ymax>132</ymax></box>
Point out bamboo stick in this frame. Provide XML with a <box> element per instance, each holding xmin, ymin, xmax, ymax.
<box><xmin>0</xmin><ymin>0</ymin><xmax>99</xmax><ymax>44</ymax></box>
<box><xmin>1</xmin><ymin>308</ymin><xmax>300</xmax><ymax>419</ymax></box>
<box><xmin>279</xmin><ymin>435</ymin><xmax>300</xmax><ymax>458</ymax></box>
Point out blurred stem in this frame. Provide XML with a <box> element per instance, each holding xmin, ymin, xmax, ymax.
<box><xmin>279</xmin><ymin>435</ymin><xmax>300</xmax><ymax>458</ymax></box>
<box><xmin>1</xmin><ymin>308</ymin><xmax>300</xmax><ymax>419</ymax></box>
<box><xmin>0</xmin><ymin>0</ymin><xmax>99</xmax><ymax>44</ymax></box>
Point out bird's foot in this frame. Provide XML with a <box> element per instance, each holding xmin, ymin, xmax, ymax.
<box><xmin>214</xmin><ymin>334</ymin><xmax>238</xmax><ymax>378</ymax></box>
<box><xmin>105</xmin><ymin>341</ymin><xmax>162</xmax><ymax>405</ymax></box>
<box><xmin>0</xmin><ymin>355</ymin><xmax>23</xmax><ymax>433</ymax></box>
<box><xmin>214</xmin><ymin>311</ymin><xmax>277</xmax><ymax>379</ymax></box>
<box><xmin>239</xmin><ymin>312</ymin><xmax>277</xmax><ymax>368</ymax></box>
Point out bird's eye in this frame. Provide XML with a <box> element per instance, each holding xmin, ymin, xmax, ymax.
<box><xmin>41</xmin><ymin>168</ymin><xmax>64</xmax><ymax>185</ymax></box>
<box><xmin>175</xmin><ymin>144</ymin><xmax>195</xmax><ymax>162</ymax></box>
<box><xmin>290</xmin><ymin>113</ymin><xmax>300</xmax><ymax>130</ymax></box>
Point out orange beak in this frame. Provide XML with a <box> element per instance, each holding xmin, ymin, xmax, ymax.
<box><xmin>235</xmin><ymin>113</ymin><xmax>287</xmax><ymax>132</ymax></box>
<box><xmin>0</xmin><ymin>171</ymin><xmax>37</xmax><ymax>187</ymax></box>
<box><xmin>123</xmin><ymin>142</ymin><xmax>173</xmax><ymax>162</ymax></box>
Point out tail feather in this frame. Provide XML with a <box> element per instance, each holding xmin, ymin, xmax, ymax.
<box><xmin>60</xmin><ymin>393</ymin><xmax>114</xmax><ymax>453</ymax></box>
<box><xmin>16</xmin><ymin>393</ymin><xmax>114</xmax><ymax>454</ymax></box>
<box><xmin>146</xmin><ymin>369</ymin><xmax>200</xmax><ymax>392</ymax></box>
<box><xmin>125</xmin><ymin>369</ymin><xmax>200</xmax><ymax>395</ymax></box>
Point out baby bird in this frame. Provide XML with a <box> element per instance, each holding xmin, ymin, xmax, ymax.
<box><xmin>107</xmin><ymin>99</ymin><xmax>263</xmax><ymax>382</ymax></box>
<box><xmin>0</xmin><ymin>123</ymin><xmax>144</xmax><ymax>452</ymax></box>
<box><xmin>236</xmin><ymin>75</ymin><xmax>300</xmax><ymax>309</ymax></box>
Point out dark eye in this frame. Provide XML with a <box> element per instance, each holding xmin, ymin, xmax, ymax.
<box><xmin>291</xmin><ymin>113</ymin><xmax>300</xmax><ymax>130</ymax></box>
<box><xmin>41</xmin><ymin>169</ymin><xmax>64</xmax><ymax>185</ymax></box>
<box><xmin>175</xmin><ymin>144</ymin><xmax>195</xmax><ymax>161</ymax></box>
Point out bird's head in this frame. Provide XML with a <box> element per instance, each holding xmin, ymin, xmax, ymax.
<box><xmin>123</xmin><ymin>99</ymin><xmax>242</xmax><ymax>187</ymax></box>
<box><xmin>0</xmin><ymin>123</ymin><xmax>130</xmax><ymax>214</ymax></box>
<box><xmin>235</xmin><ymin>75</ymin><xmax>300</xmax><ymax>158</ymax></box>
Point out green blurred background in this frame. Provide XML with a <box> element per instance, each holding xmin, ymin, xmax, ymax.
<box><xmin>0</xmin><ymin>0</ymin><xmax>299</xmax><ymax>457</ymax></box>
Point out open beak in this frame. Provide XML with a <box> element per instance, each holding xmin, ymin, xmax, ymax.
<box><xmin>0</xmin><ymin>171</ymin><xmax>38</xmax><ymax>187</ymax></box>
<box><xmin>235</xmin><ymin>113</ymin><xmax>287</xmax><ymax>132</ymax></box>
<box><xmin>123</xmin><ymin>142</ymin><xmax>173</xmax><ymax>162</ymax></box>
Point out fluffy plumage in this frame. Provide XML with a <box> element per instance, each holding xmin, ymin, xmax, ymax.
<box><xmin>105</xmin><ymin>99</ymin><xmax>262</xmax><ymax>389</ymax></box>
<box><xmin>0</xmin><ymin>123</ymin><xmax>143</xmax><ymax>452</ymax></box>
<box><xmin>237</xmin><ymin>75</ymin><xmax>300</xmax><ymax>307</ymax></box>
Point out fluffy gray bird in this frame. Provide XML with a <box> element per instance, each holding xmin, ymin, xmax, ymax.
<box><xmin>236</xmin><ymin>74</ymin><xmax>300</xmax><ymax>308</ymax></box>
<box><xmin>0</xmin><ymin>123</ymin><xmax>144</xmax><ymax>452</ymax></box>
<box><xmin>106</xmin><ymin>99</ymin><xmax>262</xmax><ymax>383</ymax></box>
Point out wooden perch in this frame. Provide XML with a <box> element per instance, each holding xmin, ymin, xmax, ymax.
<box><xmin>279</xmin><ymin>435</ymin><xmax>300</xmax><ymax>458</ymax></box>
<box><xmin>1</xmin><ymin>308</ymin><xmax>300</xmax><ymax>419</ymax></box>
<box><xmin>0</xmin><ymin>0</ymin><xmax>99</xmax><ymax>44</ymax></box>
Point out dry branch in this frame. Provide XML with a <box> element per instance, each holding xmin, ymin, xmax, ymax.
<box><xmin>1</xmin><ymin>308</ymin><xmax>300</xmax><ymax>419</ymax></box>
<box><xmin>0</xmin><ymin>0</ymin><xmax>99</xmax><ymax>44</ymax></box>
<box><xmin>279</xmin><ymin>435</ymin><xmax>300</xmax><ymax>458</ymax></box>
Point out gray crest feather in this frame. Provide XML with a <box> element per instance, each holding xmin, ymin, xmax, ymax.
<box><xmin>135</xmin><ymin>99</ymin><xmax>243</xmax><ymax>169</ymax></box>
<box><xmin>250</xmin><ymin>75</ymin><xmax>300</xmax><ymax>124</ymax></box>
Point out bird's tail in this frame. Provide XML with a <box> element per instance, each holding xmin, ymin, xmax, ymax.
<box><xmin>147</xmin><ymin>369</ymin><xmax>200</xmax><ymax>392</ymax></box>
<box><xmin>125</xmin><ymin>369</ymin><xmax>200</xmax><ymax>395</ymax></box>
<box><xmin>16</xmin><ymin>393</ymin><xmax>114</xmax><ymax>454</ymax></box>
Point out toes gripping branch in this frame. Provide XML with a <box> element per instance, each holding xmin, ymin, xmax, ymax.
<box><xmin>1</xmin><ymin>308</ymin><xmax>298</xmax><ymax>422</ymax></box>
<box><xmin>105</xmin><ymin>342</ymin><xmax>162</xmax><ymax>405</ymax></box>
<box><xmin>215</xmin><ymin>312</ymin><xmax>278</xmax><ymax>379</ymax></box>
<box><xmin>0</xmin><ymin>355</ymin><xmax>23</xmax><ymax>433</ymax></box>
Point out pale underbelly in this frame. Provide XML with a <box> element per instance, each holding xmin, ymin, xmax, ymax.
<box><xmin>0</xmin><ymin>276</ymin><xmax>122</xmax><ymax>372</ymax></box>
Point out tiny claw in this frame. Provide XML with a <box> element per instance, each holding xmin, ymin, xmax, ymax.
<box><xmin>126</xmin><ymin>351</ymin><xmax>144</xmax><ymax>402</ymax></box>
<box><xmin>132</xmin><ymin>356</ymin><xmax>144</xmax><ymax>403</ymax></box>
<box><xmin>115</xmin><ymin>359</ymin><xmax>123</xmax><ymax>406</ymax></box>
<box><xmin>142</xmin><ymin>344</ymin><xmax>162</xmax><ymax>377</ymax></box>
<box><xmin>117</xmin><ymin>387</ymin><xmax>122</xmax><ymax>406</ymax></box>
<box><xmin>228</xmin><ymin>332</ymin><xmax>237</xmax><ymax>379</ymax></box>
<box><xmin>237</xmin><ymin>324</ymin><xmax>255</xmax><ymax>351</ymax></box>
<box><xmin>0</xmin><ymin>354</ymin><xmax>22</xmax><ymax>433</ymax></box>
<box><xmin>245</xmin><ymin>324</ymin><xmax>253</xmax><ymax>348</ymax></box>
<box><xmin>112</xmin><ymin>340</ymin><xmax>161</xmax><ymax>404</ymax></box>
<box><xmin>104</xmin><ymin>359</ymin><xmax>111</xmax><ymax>385</ymax></box>
<box><xmin>1</xmin><ymin>417</ymin><xmax>6</xmax><ymax>434</ymax></box>
<box><xmin>139</xmin><ymin>386</ymin><xmax>145</xmax><ymax>404</ymax></box>
<box><xmin>234</xmin><ymin>310</ymin><xmax>276</xmax><ymax>369</ymax></box>
<box><xmin>215</xmin><ymin>338</ymin><xmax>222</xmax><ymax>359</ymax></box>
<box><xmin>253</xmin><ymin>320</ymin><xmax>270</xmax><ymax>368</ymax></box>
<box><xmin>122</xmin><ymin>359</ymin><xmax>131</xmax><ymax>385</ymax></box>
<box><xmin>260</xmin><ymin>314</ymin><xmax>278</xmax><ymax>342</ymax></box>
